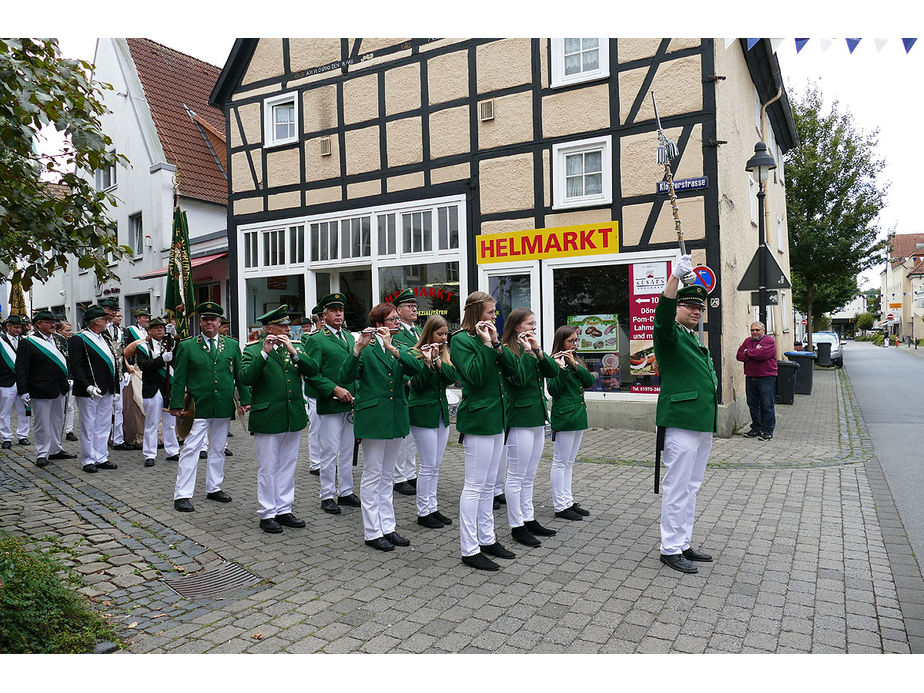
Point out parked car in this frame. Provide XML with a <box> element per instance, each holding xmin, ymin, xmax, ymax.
<box><xmin>810</xmin><ymin>331</ymin><xmax>843</xmax><ymax>367</ymax></box>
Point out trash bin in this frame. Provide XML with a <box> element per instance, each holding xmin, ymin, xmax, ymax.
<box><xmin>775</xmin><ymin>361</ymin><xmax>799</xmax><ymax>404</ymax></box>
<box><xmin>785</xmin><ymin>351</ymin><xmax>817</xmax><ymax>395</ymax></box>
<box><xmin>817</xmin><ymin>341</ymin><xmax>832</xmax><ymax>366</ymax></box>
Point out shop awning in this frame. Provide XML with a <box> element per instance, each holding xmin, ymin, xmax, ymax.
<box><xmin>133</xmin><ymin>252</ymin><xmax>228</xmax><ymax>280</ymax></box>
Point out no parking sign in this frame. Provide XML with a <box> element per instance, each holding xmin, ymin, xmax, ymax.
<box><xmin>691</xmin><ymin>265</ymin><xmax>716</xmax><ymax>294</ymax></box>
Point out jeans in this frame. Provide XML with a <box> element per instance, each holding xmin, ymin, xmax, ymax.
<box><xmin>745</xmin><ymin>375</ymin><xmax>776</xmax><ymax>435</ymax></box>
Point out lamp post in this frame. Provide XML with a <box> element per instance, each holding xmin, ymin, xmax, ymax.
<box><xmin>745</xmin><ymin>142</ymin><xmax>777</xmax><ymax>327</ymax></box>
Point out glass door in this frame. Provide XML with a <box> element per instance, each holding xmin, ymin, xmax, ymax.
<box><xmin>479</xmin><ymin>261</ymin><xmax>540</xmax><ymax>341</ymax></box>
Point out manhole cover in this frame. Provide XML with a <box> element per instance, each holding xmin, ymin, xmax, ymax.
<box><xmin>162</xmin><ymin>561</ymin><xmax>262</xmax><ymax>599</ymax></box>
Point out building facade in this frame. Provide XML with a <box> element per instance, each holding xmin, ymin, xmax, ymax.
<box><xmin>879</xmin><ymin>232</ymin><xmax>924</xmax><ymax>341</ymax></box>
<box><xmin>210</xmin><ymin>38</ymin><xmax>798</xmax><ymax>435</ymax></box>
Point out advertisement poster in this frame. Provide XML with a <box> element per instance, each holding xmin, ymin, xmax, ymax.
<box><xmin>628</xmin><ymin>262</ymin><xmax>666</xmax><ymax>392</ymax></box>
<box><xmin>567</xmin><ymin>314</ymin><xmax>620</xmax><ymax>392</ymax></box>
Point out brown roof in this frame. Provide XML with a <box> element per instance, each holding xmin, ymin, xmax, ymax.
<box><xmin>42</xmin><ymin>182</ymin><xmax>70</xmax><ymax>200</ymax></box>
<box><xmin>908</xmin><ymin>258</ymin><xmax>924</xmax><ymax>276</ymax></box>
<box><xmin>125</xmin><ymin>38</ymin><xmax>227</xmax><ymax>205</ymax></box>
<box><xmin>888</xmin><ymin>232</ymin><xmax>924</xmax><ymax>268</ymax></box>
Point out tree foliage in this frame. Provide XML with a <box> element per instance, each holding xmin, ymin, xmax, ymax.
<box><xmin>784</xmin><ymin>85</ymin><xmax>888</xmax><ymax>344</ymax></box>
<box><xmin>0</xmin><ymin>38</ymin><xmax>130</xmax><ymax>291</ymax></box>
<box><xmin>855</xmin><ymin>312</ymin><xmax>874</xmax><ymax>332</ymax></box>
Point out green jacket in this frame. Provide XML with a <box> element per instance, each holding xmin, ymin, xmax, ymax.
<box><xmin>168</xmin><ymin>335</ymin><xmax>251</xmax><ymax>417</ymax></box>
<box><xmin>392</xmin><ymin>324</ymin><xmax>421</xmax><ymax>350</ymax></box>
<box><xmin>652</xmin><ymin>294</ymin><xmax>718</xmax><ymax>432</ymax></box>
<box><xmin>449</xmin><ymin>329</ymin><xmax>520</xmax><ymax>436</ymax></box>
<box><xmin>303</xmin><ymin>327</ymin><xmax>358</xmax><ymax>415</ymax></box>
<box><xmin>408</xmin><ymin>354</ymin><xmax>458</xmax><ymax>428</ymax></box>
<box><xmin>547</xmin><ymin>361</ymin><xmax>596</xmax><ymax>431</ymax></box>
<box><xmin>504</xmin><ymin>349</ymin><xmax>559</xmax><ymax>428</ymax></box>
<box><xmin>301</xmin><ymin>333</ymin><xmax>320</xmax><ymax>399</ymax></box>
<box><xmin>339</xmin><ymin>342</ymin><xmax>423</xmax><ymax>439</ymax></box>
<box><xmin>239</xmin><ymin>340</ymin><xmax>319</xmax><ymax>434</ymax></box>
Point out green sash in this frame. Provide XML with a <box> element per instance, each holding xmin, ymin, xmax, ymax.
<box><xmin>0</xmin><ymin>336</ymin><xmax>16</xmax><ymax>371</ymax></box>
<box><xmin>78</xmin><ymin>332</ymin><xmax>115</xmax><ymax>378</ymax></box>
<box><xmin>26</xmin><ymin>335</ymin><xmax>69</xmax><ymax>377</ymax></box>
<box><xmin>138</xmin><ymin>340</ymin><xmax>169</xmax><ymax>381</ymax></box>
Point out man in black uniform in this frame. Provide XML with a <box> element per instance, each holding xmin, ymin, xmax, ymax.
<box><xmin>1</xmin><ymin>315</ymin><xmax>31</xmax><ymax>448</ymax></box>
<box><xmin>135</xmin><ymin>316</ymin><xmax>180</xmax><ymax>467</ymax></box>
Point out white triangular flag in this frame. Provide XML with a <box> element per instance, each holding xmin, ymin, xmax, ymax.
<box><xmin>770</xmin><ymin>38</ymin><xmax>785</xmax><ymax>53</ymax></box>
<box><xmin>724</xmin><ymin>37</ymin><xmax>736</xmax><ymax>50</ymax></box>
<box><xmin>820</xmin><ymin>38</ymin><xmax>833</xmax><ymax>52</ymax></box>
<box><xmin>874</xmin><ymin>38</ymin><xmax>888</xmax><ymax>52</ymax></box>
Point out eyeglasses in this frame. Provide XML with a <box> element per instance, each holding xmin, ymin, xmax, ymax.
<box><xmin>384</xmin><ymin>316</ymin><xmax>400</xmax><ymax>323</ymax></box>
<box><xmin>680</xmin><ymin>303</ymin><xmax>704</xmax><ymax>313</ymax></box>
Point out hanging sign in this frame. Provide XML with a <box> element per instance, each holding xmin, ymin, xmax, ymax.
<box><xmin>476</xmin><ymin>222</ymin><xmax>619</xmax><ymax>264</ymax></box>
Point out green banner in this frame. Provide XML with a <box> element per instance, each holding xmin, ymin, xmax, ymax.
<box><xmin>165</xmin><ymin>206</ymin><xmax>195</xmax><ymax>340</ymax></box>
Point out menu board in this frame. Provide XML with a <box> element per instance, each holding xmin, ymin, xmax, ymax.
<box><xmin>567</xmin><ymin>314</ymin><xmax>619</xmax><ymax>352</ymax></box>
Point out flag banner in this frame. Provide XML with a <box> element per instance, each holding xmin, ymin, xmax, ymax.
<box><xmin>903</xmin><ymin>38</ymin><xmax>917</xmax><ymax>53</ymax></box>
<box><xmin>746</xmin><ymin>38</ymin><xmax>760</xmax><ymax>51</ymax></box>
<box><xmin>846</xmin><ymin>38</ymin><xmax>862</xmax><ymax>53</ymax></box>
<box><xmin>724</xmin><ymin>37</ymin><xmax>736</xmax><ymax>50</ymax></box>
<box><xmin>165</xmin><ymin>206</ymin><xmax>195</xmax><ymax>340</ymax></box>
<box><xmin>795</xmin><ymin>38</ymin><xmax>810</xmax><ymax>53</ymax></box>
<box><xmin>874</xmin><ymin>38</ymin><xmax>888</xmax><ymax>52</ymax></box>
<box><xmin>770</xmin><ymin>38</ymin><xmax>785</xmax><ymax>54</ymax></box>
<box><xmin>820</xmin><ymin>39</ymin><xmax>833</xmax><ymax>52</ymax></box>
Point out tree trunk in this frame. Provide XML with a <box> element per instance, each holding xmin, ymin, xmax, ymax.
<box><xmin>805</xmin><ymin>283</ymin><xmax>814</xmax><ymax>352</ymax></box>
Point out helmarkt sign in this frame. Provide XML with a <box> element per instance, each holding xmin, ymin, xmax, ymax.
<box><xmin>476</xmin><ymin>222</ymin><xmax>619</xmax><ymax>264</ymax></box>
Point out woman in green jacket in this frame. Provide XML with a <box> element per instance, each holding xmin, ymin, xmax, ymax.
<box><xmin>339</xmin><ymin>303</ymin><xmax>423</xmax><ymax>552</ymax></box>
<box><xmin>408</xmin><ymin>315</ymin><xmax>457</xmax><ymax>529</ymax></box>
<box><xmin>547</xmin><ymin>325</ymin><xmax>595</xmax><ymax>521</ymax></box>
<box><xmin>501</xmin><ymin>308</ymin><xmax>560</xmax><ymax>548</ymax></box>
<box><xmin>450</xmin><ymin>291</ymin><xmax>520</xmax><ymax>571</ymax></box>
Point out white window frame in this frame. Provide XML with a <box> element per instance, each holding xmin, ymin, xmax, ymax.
<box><xmin>129</xmin><ymin>212</ymin><xmax>144</xmax><ymax>258</ymax></box>
<box><xmin>95</xmin><ymin>157</ymin><xmax>117</xmax><ymax>191</ymax></box>
<box><xmin>552</xmin><ymin>135</ymin><xmax>612</xmax><ymax>211</ymax></box>
<box><xmin>263</xmin><ymin>92</ymin><xmax>298</xmax><ymax>148</ymax></box>
<box><xmin>780</xmin><ymin>291</ymin><xmax>790</xmax><ymax>333</ymax></box>
<box><xmin>550</xmin><ymin>38</ymin><xmax>609</xmax><ymax>88</ymax></box>
<box><xmin>753</xmin><ymin>304</ymin><xmax>776</xmax><ymax>333</ymax></box>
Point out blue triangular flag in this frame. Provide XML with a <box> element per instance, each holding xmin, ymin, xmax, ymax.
<box><xmin>746</xmin><ymin>38</ymin><xmax>760</xmax><ymax>51</ymax></box>
<box><xmin>795</xmin><ymin>38</ymin><xmax>810</xmax><ymax>53</ymax></box>
<box><xmin>903</xmin><ymin>38</ymin><xmax>917</xmax><ymax>53</ymax></box>
<box><xmin>846</xmin><ymin>38</ymin><xmax>862</xmax><ymax>53</ymax></box>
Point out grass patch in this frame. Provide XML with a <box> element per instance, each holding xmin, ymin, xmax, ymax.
<box><xmin>0</xmin><ymin>531</ymin><xmax>121</xmax><ymax>653</ymax></box>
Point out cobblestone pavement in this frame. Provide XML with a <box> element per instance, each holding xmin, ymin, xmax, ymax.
<box><xmin>2</xmin><ymin>367</ymin><xmax>922</xmax><ymax>654</ymax></box>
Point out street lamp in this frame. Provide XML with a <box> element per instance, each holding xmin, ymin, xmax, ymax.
<box><xmin>746</xmin><ymin>141</ymin><xmax>777</xmax><ymax>327</ymax></box>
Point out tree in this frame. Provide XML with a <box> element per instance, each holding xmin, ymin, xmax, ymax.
<box><xmin>856</xmin><ymin>312</ymin><xmax>874</xmax><ymax>333</ymax></box>
<box><xmin>0</xmin><ymin>38</ymin><xmax>130</xmax><ymax>291</ymax></box>
<box><xmin>865</xmin><ymin>288</ymin><xmax>881</xmax><ymax>318</ymax></box>
<box><xmin>784</xmin><ymin>85</ymin><xmax>888</xmax><ymax>350</ymax></box>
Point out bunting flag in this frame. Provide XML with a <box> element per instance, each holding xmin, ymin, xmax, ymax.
<box><xmin>746</xmin><ymin>38</ymin><xmax>761</xmax><ymax>51</ymax></box>
<box><xmin>903</xmin><ymin>38</ymin><xmax>917</xmax><ymax>52</ymax></box>
<box><xmin>874</xmin><ymin>38</ymin><xmax>888</xmax><ymax>52</ymax></box>
<box><xmin>845</xmin><ymin>38</ymin><xmax>862</xmax><ymax>53</ymax></box>
<box><xmin>769</xmin><ymin>38</ymin><xmax>785</xmax><ymax>53</ymax></box>
<box><xmin>795</xmin><ymin>38</ymin><xmax>810</xmax><ymax>53</ymax></box>
<box><xmin>165</xmin><ymin>204</ymin><xmax>195</xmax><ymax>340</ymax></box>
<box><xmin>727</xmin><ymin>37</ymin><xmax>917</xmax><ymax>54</ymax></box>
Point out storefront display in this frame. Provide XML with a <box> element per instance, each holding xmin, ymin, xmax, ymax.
<box><xmin>378</xmin><ymin>261</ymin><xmax>461</xmax><ymax>330</ymax></box>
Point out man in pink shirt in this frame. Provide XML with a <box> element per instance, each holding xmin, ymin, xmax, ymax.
<box><xmin>736</xmin><ymin>322</ymin><xmax>778</xmax><ymax>441</ymax></box>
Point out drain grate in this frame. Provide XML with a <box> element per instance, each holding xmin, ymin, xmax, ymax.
<box><xmin>162</xmin><ymin>561</ymin><xmax>262</xmax><ymax>599</ymax></box>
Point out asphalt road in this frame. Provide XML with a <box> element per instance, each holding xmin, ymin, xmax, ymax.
<box><xmin>844</xmin><ymin>340</ymin><xmax>924</xmax><ymax>570</ymax></box>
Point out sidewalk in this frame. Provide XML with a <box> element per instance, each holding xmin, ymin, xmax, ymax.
<box><xmin>1</xmin><ymin>367</ymin><xmax>921</xmax><ymax>654</ymax></box>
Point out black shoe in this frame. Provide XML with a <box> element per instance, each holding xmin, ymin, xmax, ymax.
<box><xmin>65</xmin><ymin>432</ymin><xmax>78</xmax><ymax>442</ymax></box>
<box><xmin>224</xmin><ymin>448</ymin><xmax>233</xmax><ymax>456</ymax></box>
<box><xmin>144</xmin><ymin>459</ymin><xmax>156</xmax><ymax>467</ymax></box>
<box><xmin>337</xmin><ymin>493</ymin><xmax>361</xmax><ymax>507</ymax></box>
<box><xmin>462</xmin><ymin>552</ymin><xmax>499</xmax><ymax>571</ymax></box>
<box><xmin>174</xmin><ymin>498</ymin><xmax>194</xmax><ymax>512</ymax></box>
<box><xmin>112</xmin><ymin>442</ymin><xmax>133</xmax><ymax>451</ymax></box>
<box><xmin>407</xmin><ymin>477</ymin><xmax>417</xmax><ymax>489</ymax></box>
<box><xmin>309</xmin><ymin>468</ymin><xmax>320</xmax><ymax>476</ymax></box>
<box><xmin>96</xmin><ymin>461</ymin><xmax>117</xmax><ymax>470</ymax></box>
<box><xmin>511</xmin><ymin>525</ymin><xmax>541</xmax><ymax>547</ymax></box>
<box><xmin>383</xmin><ymin>531</ymin><xmax>410</xmax><ymax>547</ymax></box>
<box><xmin>417</xmin><ymin>513</ymin><xmax>444</xmax><ymax>529</ymax></box>
<box><xmin>226</xmin><ymin>432</ymin><xmax>234</xmax><ymax>437</ymax></box>
<box><xmin>660</xmin><ymin>553</ymin><xmax>698</xmax><ymax>573</ymax></box>
<box><xmin>743</xmin><ymin>429</ymin><xmax>762</xmax><ymax>438</ymax></box>
<box><xmin>165</xmin><ymin>454</ymin><xmax>179</xmax><ymax>461</ymax></box>
<box><xmin>524</xmin><ymin>519</ymin><xmax>556</xmax><ymax>537</ymax></box>
<box><xmin>758</xmin><ymin>432</ymin><xmax>773</xmax><ymax>441</ymax></box>
<box><xmin>493</xmin><ymin>498</ymin><xmax>501</xmax><ymax>510</ymax></box>
<box><xmin>321</xmin><ymin>498</ymin><xmax>342</xmax><ymax>514</ymax></box>
<box><xmin>199</xmin><ymin>450</ymin><xmax>208</xmax><ymax>459</ymax></box>
<box><xmin>18</xmin><ymin>438</ymin><xmax>30</xmax><ymax>445</ymax></box>
<box><xmin>681</xmin><ymin>547</ymin><xmax>713</xmax><ymax>562</ymax></box>
<box><xmin>431</xmin><ymin>510</ymin><xmax>452</xmax><ymax>525</ymax></box>
<box><xmin>260</xmin><ymin>518</ymin><xmax>283</xmax><ymax>534</ymax></box>
<box><xmin>48</xmin><ymin>450</ymin><xmax>76</xmax><ymax>460</ymax></box>
<box><xmin>35</xmin><ymin>457</ymin><xmax>49</xmax><ymax>468</ymax></box>
<box><xmin>82</xmin><ymin>464</ymin><xmax>97</xmax><ymax>473</ymax></box>
<box><xmin>206</xmin><ymin>490</ymin><xmax>232</xmax><ymax>503</ymax></box>
<box><xmin>555</xmin><ymin>507</ymin><xmax>583</xmax><ymax>521</ymax></box>
<box><xmin>570</xmin><ymin>502</ymin><xmax>590</xmax><ymax>516</ymax></box>
<box><xmin>275</xmin><ymin>513</ymin><xmax>306</xmax><ymax>528</ymax></box>
<box><xmin>365</xmin><ymin>537</ymin><xmax>394</xmax><ymax>551</ymax></box>
<box><xmin>480</xmin><ymin>541</ymin><xmax>516</xmax><ymax>559</ymax></box>
<box><xmin>1</xmin><ymin>440</ymin><xmax>11</xmax><ymax>449</ymax></box>
<box><xmin>394</xmin><ymin>481</ymin><xmax>415</xmax><ymax>496</ymax></box>
<box><xmin>494</xmin><ymin>493</ymin><xmax>507</xmax><ymax>505</ymax></box>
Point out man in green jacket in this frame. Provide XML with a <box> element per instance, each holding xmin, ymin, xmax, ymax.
<box><xmin>390</xmin><ymin>288</ymin><xmax>420</xmax><ymax>495</ymax></box>
<box><xmin>169</xmin><ymin>302</ymin><xmax>251</xmax><ymax>513</ymax></box>
<box><xmin>653</xmin><ymin>255</ymin><xmax>717</xmax><ymax>574</ymax></box>
<box><xmin>240</xmin><ymin>305</ymin><xmax>319</xmax><ymax>534</ymax></box>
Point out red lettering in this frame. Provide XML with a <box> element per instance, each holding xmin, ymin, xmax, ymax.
<box><xmin>428</xmin><ymin>287</ymin><xmax>436</xmax><ymax>297</ymax></box>
<box><xmin>580</xmin><ymin>229</ymin><xmax>596</xmax><ymax>250</ymax></box>
<box><xmin>522</xmin><ymin>234</ymin><xmax>541</xmax><ymax>255</ymax></box>
<box><xmin>496</xmin><ymin>238</ymin><xmax>508</xmax><ymax>257</ymax></box>
<box><xmin>436</xmin><ymin>289</ymin><xmax>445</xmax><ymax>300</ymax></box>
<box><xmin>544</xmin><ymin>233</ymin><xmax>562</xmax><ymax>254</ymax></box>
<box><xmin>597</xmin><ymin>226</ymin><xmax>614</xmax><ymax>249</ymax></box>
<box><xmin>562</xmin><ymin>231</ymin><xmax>578</xmax><ymax>252</ymax></box>
<box><xmin>446</xmin><ymin>292</ymin><xmax>454</xmax><ymax>302</ymax></box>
<box><xmin>480</xmin><ymin>238</ymin><xmax>495</xmax><ymax>259</ymax></box>
<box><xmin>509</xmin><ymin>237</ymin><xmax>521</xmax><ymax>256</ymax></box>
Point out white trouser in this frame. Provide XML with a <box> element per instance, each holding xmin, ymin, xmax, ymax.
<box><xmin>142</xmin><ymin>391</ymin><xmax>179</xmax><ymax>459</ymax></box>
<box><xmin>174</xmin><ymin>417</ymin><xmax>229</xmax><ymax>500</ymax></box>
<box><xmin>393</xmin><ymin>432</ymin><xmax>418</xmax><ymax>483</ymax></box>
<box><xmin>31</xmin><ymin>396</ymin><xmax>65</xmax><ymax>460</ymax></box>
<box><xmin>411</xmin><ymin>423</ymin><xmax>449</xmax><ymax>517</ymax></box>
<box><xmin>64</xmin><ymin>383</ymin><xmax>75</xmax><ymax>434</ymax></box>
<box><xmin>360</xmin><ymin>437</ymin><xmax>401</xmax><ymax>540</ymax></box>
<box><xmin>77</xmin><ymin>394</ymin><xmax>113</xmax><ymax>467</ymax></box>
<box><xmin>493</xmin><ymin>447</ymin><xmax>507</xmax><ymax>496</ymax></box>
<box><xmin>255</xmin><ymin>430</ymin><xmax>302</xmax><ymax>519</ymax></box>
<box><xmin>317</xmin><ymin>411</ymin><xmax>354</xmax><ymax>500</ymax></box>
<box><xmin>0</xmin><ymin>384</ymin><xmax>30</xmax><ymax>441</ymax></box>
<box><xmin>660</xmin><ymin>427</ymin><xmax>713</xmax><ymax>555</ymax></box>
<box><xmin>307</xmin><ymin>396</ymin><xmax>321</xmax><ymax>471</ymax></box>
<box><xmin>505</xmin><ymin>426</ymin><xmax>545</xmax><ymax>527</ymax></box>
<box><xmin>550</xmin><ymin>430</ymin><xmax>584</xmax><ymax>511</ymax></box>
<box><xmin>111</xmin><ymin>382</ymin><xmax>125</xmax><ymax>444</ymax></box>
<box><xmin>460</xmin><ymin>433</ymin><xmax>505</xmax><ymax>557</ymax></box>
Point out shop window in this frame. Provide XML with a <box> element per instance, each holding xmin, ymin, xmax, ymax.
<box><xmin>264</xmin><ymin>92</ymin><xmax>298</xmax><ymax>147</ymax></box>
<box><xmin>340</xmin><ymin>216</ymin><xmax>372</xmax><ymax>260</ymax></box>
<box><xmin>550</xmin><ymin>38</ymin><xmax>609</xmax><ymax>88</ymax></box>
<box><xmin>289</xmin><ymin>225</ymin><xmax>305</xmax><ymax>264</ymax></box>
<box><xmin>262</xmin><ymin>228</ymin><xmax>286</xmax><ymax>266</ymax></box>
<box><xmin>552</xmin><ymin>136</ymin><xmax>612</xmax><ymax>210</ymax></box>
<box><xmin>243</xmin><ymin>231</ymin><xmax>259</xmax><ymax>268</ymax></box>
<box><xmin>379</xmin><ymin>262</ymin><xmax>461</xmax><ymax>331</ymax></box>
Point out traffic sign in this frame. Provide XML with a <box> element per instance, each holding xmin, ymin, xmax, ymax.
<box><xmin>887</xmin><ymin>313</ymin><xmax>894</xmax><ymax>320</ymax></box>
<box><xmin>691</xmin><ymin>265</ymin><xmax>717</xmax><ymax>294</ymax></box>
<box><xmin>736</xmin><ymin>245</ymin><xmax>791</xmax><ymax>291</ymax></box>
<box><xmin>750</xmin><ymin>291</ymin><xmax>778</xmax><ymax>306</ymax></box>
<box><xmin>801</xmin><ymin>319</ymin><xmax>807</xmax><ymax>325</ymax></box>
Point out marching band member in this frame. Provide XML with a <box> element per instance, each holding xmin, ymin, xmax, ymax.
<box><xmin>548</xmin><ymin>326</ymin><xmax>595</xmax><ymax>521</ymax></box>
<box><xmin>451</xmin><ymin>291</ymin><xmax>520</xmax><ymax>571</ymax></box>
<box><xmin>390</xmin><ymin>288</ymin><xmax>420</xmax><ymax>495</ymax></box>
<box><xmin>126</xmin><ymin>308</ymin><xmax>150</xmax><ymax>343</ymax></box>
<box><xmin>135</xmin><ymin>317</ymin><xmax>179</xmax><ymax>467</ymax></box>
<box><xmin>340</xmin><ymin>302</ymin><xmax>423</xmax><ymax>551</ymax></box>
<box><xmin>1</xmin><ymin>315</ymin><xmax>31</xmax><ymax>448</ymax></box>
<box><xmin>14</xmin><ymin>311</ymin><xmax>74</xmax><ymax>467</ymax></box>
<box><xmin>169</xmin><ymin>302</ymin><xmax>250</xmax><ymax>513</ymax></box>
<box><xmin>55</xmin><ymin>321</ymin><xmax>77</xmax><ymax>442</ymax></box>
<box><xmin>501</xmin><ymin>308</ymin><xmax>559</xmax><ymax>548</ymax></box>
<box><xmin>100</xmin><ymin>298</ymin><xmax>131</xmax><ymax>452</ymax></box>
<box><xmin>408</xmin><ymin>315</ymin><xmax>456</xmax><ymax>529</ymax></box>
<box><xmin>68</xmin><ymin>306</ymin><xmax>118</xmax><ymax>473</ymax></box>
<box><xmin>240</xmin><ymin>305</ymin><xmax>318</xmax><ymax>534</ymax></box>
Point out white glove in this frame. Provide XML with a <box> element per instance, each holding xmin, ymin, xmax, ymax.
<box><xmin>121</xmin><ymin>372</ymin><xmax>131</xmax><ymax>386</ymax></box>
<box><xmin>113</xmin><ymin>392</ymin><xmax>121</xmax><ymax>402</ymax></box>
<box><xmin>87</xmin><ymin>386</ymin><xmax>103</xmax><ymax>400</ymax></box>
<box><xmin>21</xmin><ymin>393</ymin><xmax>31</xmax><ymax>406</ymax></box>
<box><xmin>162</xmin><ymin>352</ymin><xmax>173</xmax><ymax>364</ymax></box>
<box><xmin>672</xmin><ymin>254</ymin><xmax>694</xmax><ymax>279</ymax></box>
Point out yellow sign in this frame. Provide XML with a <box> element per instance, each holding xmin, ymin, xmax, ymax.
<box><xmin>888</xmin><ymin>302</ymin><xmax>902</xmax><ymax>309</ymax></box>
<box><xmin>476</xmin><ymin>222</ymin><xmax>619</xmax><ymax>264</ymax></box>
